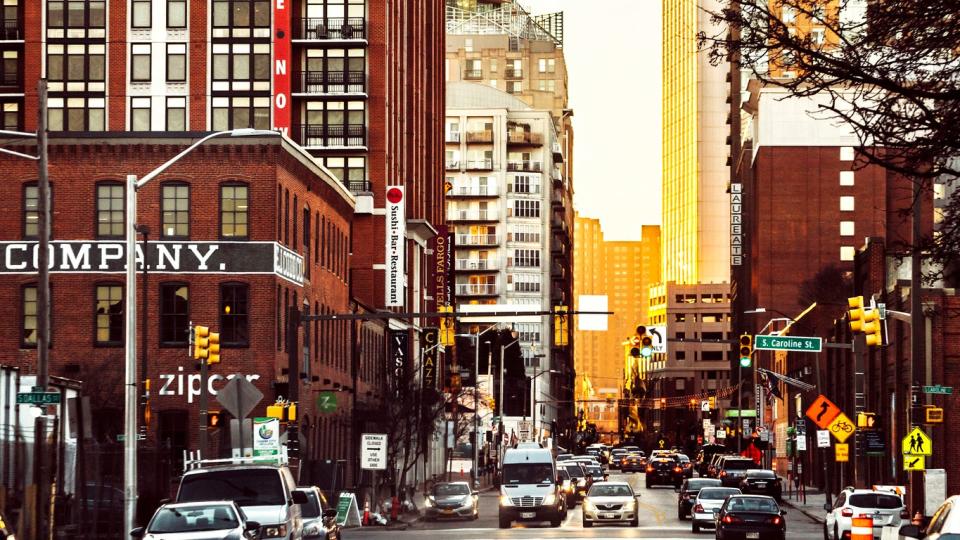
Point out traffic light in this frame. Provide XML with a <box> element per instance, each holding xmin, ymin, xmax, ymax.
<box><xmin>193</xmin><ymin>325</ymin><xmax>210</xmax><ymax>360</ymax></box>
<box><xmin>439</xmin><ymin>305</ymin><xmax>454</xmax><ymax>346</ymax></box>
<box><xmin>862</xmin><ymin>309</ymin><xmax>883</xmax><ymax>347</ymax></box>
<box><xmin>739</xmin><ymin>334</ymin><xmax>753</xmax><ymax>368</ymax></box>
<box><xmin>141</xmin><ymin>378</ymin><xmax>152</xmax><ymax>428</ymax></box>
<box><xmin>640</xmin><ymin>326</ymin><xmax>653</xmax><ymax>358</ymax></box>
<box><xmin>207</xmin><ymin>331</ymin><xmax>221</xmax><ymax>364</ymax></box>
<box><xmin>847</xmin><ymin>296</ymin><xmax>866</xmax><ymax>333</ymax></box>
<box><xmin>856</xmin><ymin>412</ymin><xmax>877</xmax><ymax>429</ymax></box>
<box><xmin>207</xmin><ymin>410</ymin><xmax>223</xmax><ymax>428</ymax></box>
<box><xmin>286</xmin><ymin>424</ymin><xmax>300</xmax><ymax>459</ymax></box>
<box><xmin>554</xmin><ymin>306</ymin><xmax>569</xmax><ymax>347</ymax></box>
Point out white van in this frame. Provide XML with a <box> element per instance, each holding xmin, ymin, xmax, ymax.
<box><xmin>498</xmin><ymin>444</ymin><xmax>567</xmax><ymax>528</ymax></box>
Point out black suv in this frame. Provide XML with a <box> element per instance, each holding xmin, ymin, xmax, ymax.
<box><xmin>717</xmin><ymin>457</ymin><xmax>756</xmax><ymax>487</ymax></box>
<box><xmin>739</xmin><ymin>469</ymin><xmax>782</xmax><ymax>501</ymax></box>
<box><xmin>645</xmin><ymin>458</ymin><xmax>682</xmax><ymax>488</ymax></box>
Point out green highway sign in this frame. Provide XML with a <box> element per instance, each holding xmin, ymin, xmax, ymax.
<box><xmin>16</xmin><ymin>392</ymin><xmax>61</xmax><ymax>405</ymax></box>
<box><xmin>755</xmin><ymin>335</ymin><xmax>822</xmax><ymax>353</ymax></box>
<box><xmin>923</xmin><ymin>385</ymin><xmax>953</xmax><ymax>395</ymax></box>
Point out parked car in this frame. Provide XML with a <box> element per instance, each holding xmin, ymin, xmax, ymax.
<box><xmin>176</xmin><ymin>463</ymin><xmax>308</xmax><ymax>539</ymax></box>
<box><xmin>691</xmin><ymin>487</ymin><xmax>741</xmax><ymax>533</ymax></box>
<box><xmin>423</xmin><ymin>481</ymin><xmax>479</xmax><ymax>521</ymax></box>
<box><xmin>738</xmin><ymin>470</ymin><xmax>782</xmax><ymax>501</ymax></box>
<box><xmin>718</xmin><ymin>457</ymin><xmax>757</xmax><ymax>487</ymax></box>
<box><xmin>581</xmin><ymin>481</ymin><xmax>639</xmax><ymax>528</ymax></box>
<box><xmin>646</xmin><ymin>457</ymin><xmax>682</xmax><ymax>488</ymax></box>
<box><xmin>130</xmin><ymin>501</ymin><xmax>260</xmax><ymax>539</ymax></box>
<box><xmin>715</xmin><ymin>495</ymin><xmax>786</xmax><ymax>540</ymax></box>
<box><xmin>677</xmin><ymin>478</ymin><xmax>723</xmax><ymax>520</ymax></box>
<box><xmin>295</xmin><ymin>486</ymin><xmax>341</xmax><ymax>540</ymax></box>
<box><xmin>823</xmin><ymin>487</ymin><xmax>907</xmax><ymax>540</ymax></box>
<box><xmin>900</xmin><ymin>494</ymin><xmax>960</xmax><ymax>540</ymax></box>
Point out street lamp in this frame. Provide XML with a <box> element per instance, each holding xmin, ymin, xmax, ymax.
<box><xmin>123</xmin><ymin>128</ymin><xmax>279</xmax><ymax>534</ymax></box>
<box><xmin>531</xmin><ymin>368</ymin><xmax>560</xmax><ymax>443</ymax></box>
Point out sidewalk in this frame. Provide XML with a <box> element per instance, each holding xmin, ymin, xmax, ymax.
<box><xmin>780</xmin><ymin>485</ymin><xmax>828</xmax><ymax>524</ymax></box>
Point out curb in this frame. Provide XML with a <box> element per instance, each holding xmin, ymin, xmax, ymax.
<box><xmin>781</xmin><ymin>498</ymin><xmax>826</xmax><ymax>525</ymax></box>
<box><xmin>407</xmin><ymin>485</ymin><xmax>498</xmax><ymax>527</ymax></box>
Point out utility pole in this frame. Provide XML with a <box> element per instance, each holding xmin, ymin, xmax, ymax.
<box><xmin>909</xmin><ymin>178</ymin><xmax>924</xmax><ymax>513</ymax></box>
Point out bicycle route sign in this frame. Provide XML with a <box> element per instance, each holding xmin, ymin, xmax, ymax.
<box><xmin>827</xmin><ymin>412</ymin><xmax>856</xmax><ymax>443</ymax></box>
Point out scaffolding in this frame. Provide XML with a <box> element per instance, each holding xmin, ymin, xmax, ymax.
<box><xmin>446</xmin><ymin>2</ymin><xmax>563</xmax><ymax>47</ymax></box>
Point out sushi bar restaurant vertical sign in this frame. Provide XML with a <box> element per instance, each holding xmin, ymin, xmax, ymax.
<box><xmin>253</xmin><ymin>417</ymin><xmax>280</xmax><ymax>458</ymax></box>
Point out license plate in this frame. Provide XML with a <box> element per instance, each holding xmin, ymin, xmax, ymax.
<box><xmin>756</xmin><ymin>482</ymin><xmax>767</xmax><ymax>487</ymax></box>
<box><xmin>603</xmin><ymin>513</ymin><xmax>618</xmax><ymax>519</ymax></box>
<box><xmin>747</xmin><ymin>533</ymin><xmax>760</xmax><ymax>539</ymax></box>
<box><xmin>521</xmin><ymin>512</ymin><xmax>535</xmax><ymax>519</ymax></box>
<box><xmin>443</xmin><ymin>509</ymin><xmax>454</xmax><ymax>514</ymax></box>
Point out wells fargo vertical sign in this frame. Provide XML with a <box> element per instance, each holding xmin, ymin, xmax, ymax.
<box><xmin>273</xmin><ymin>0</ymin><xmax>291</xmax><ymax>134</ymax></box>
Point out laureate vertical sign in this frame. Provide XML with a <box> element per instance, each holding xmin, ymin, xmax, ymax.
<box><xmin>385</xmin><ymin>186</ymin><xmax>406</xmax><ymax>307</ymax></box>
<box><xmin>272</xmin><ymin>0</ymin><xmax>291</xmax><ymax>135</ymax></box>
<box><xmin>731</xmin><ymin>183</ymin><xmax>743</xmax><ymax>265</ymax></box>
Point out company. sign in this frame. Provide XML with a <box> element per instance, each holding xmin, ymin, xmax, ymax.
<box><xmin>421</xmin><ymin>328</ymin><xmax>438</xmax><ymax>390</ymax></box>
<box><xmin>432</xmin><ymin>225</ymin><xmax>452</xmax><ymax>307</ymax></box>
<box><xmin>0</xmin><ymin>241</ymin><xmax>303</xmax><ymax>285</ymax></box>
<box><xmin>272</xmin><ymin>0</ymin><xmax>291</xmax><ymax>134</ymax></box>
<box><xmin>731</xmin><ymin>183</ymin><xmax>743</xmax><ymax>265</ymax></box>
<box><xmin>389</xmin><ymin>329</ymin><xmax>409</xmax><ymax>399</ymax></box>
<box><xmin>385</xmin><ymin>186</ymin><xmax>406</xmax><ymax>306</ymax></box>
<box><xmin>157</xmin><ymin>368</ymin><xmax>262</xmax><ymax>404</ymax></box>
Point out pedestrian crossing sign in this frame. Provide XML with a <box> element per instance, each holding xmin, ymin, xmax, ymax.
<box><xmin>904</xmin><ymin>455</ymin><xmax>925</xmax><ymax>471</ymax></box>
<box><xmin>901</xmin><ymin>427</ymin><xmax>932</xmax><ymax>457</ymax></box>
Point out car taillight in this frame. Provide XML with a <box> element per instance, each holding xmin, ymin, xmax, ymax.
<box><xmin>674</xmin><ymin>467</ymin><xmax>682</xmax><ymax>473</ymax></box>
<box><xmin>722</xmin><ymin>515</ymin><xmax>744</xmax><ymax>524</ymax></box>
<box><xmin>694</xmin><ymin>504</ymin><xmax>704</xmax><ymax>513</ymax></box>
<box><xmin>646</xmin><ymin>465</ymin><xmax>654</xmax><ymax>473</ymax></box>
<box><xmin>768</xmin><ymin>516</ymin><xmax>782</xmax><ymax>526</ymax></box>
<box><xmin>720</xmin><ymin>471</ymin><xmax>727</xmax><ymax>477</ymax></box>
<box><xmin>841</xmin><ymin>508</ymin><xmax>854</xmax><ymax>517</ymax></box>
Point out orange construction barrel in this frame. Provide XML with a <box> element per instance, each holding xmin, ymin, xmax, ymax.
<box><xmin>851</xmin><ymin>516</ymin><xmax>874</xmax><ymax>540</ymax></box>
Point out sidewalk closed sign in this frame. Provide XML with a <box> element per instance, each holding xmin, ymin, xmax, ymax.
<box><xmin>361</xmin><ymin>433</ymin><xmax>387</xmax><ymax>470</ymax></box>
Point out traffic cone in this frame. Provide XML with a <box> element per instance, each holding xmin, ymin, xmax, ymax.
<box><xmin>391</xmin><ymin>496</ymin><xmax>400</xmax><ymax>521</ymax></box>
<box><xmin>362</xmin><ymin>499</ymin><xmax>370</xmax><ymax>526</ymax></box>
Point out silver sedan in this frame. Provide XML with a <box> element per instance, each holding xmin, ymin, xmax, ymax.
<box><xmin>423</xmin><ymin>481</ymin><xmax>479</xmax><ymax>521</ymax></box>
<box><xmin>581</xmin><ymin>481</ymin><xmax>639</xmax><ymax>528</ymax></box>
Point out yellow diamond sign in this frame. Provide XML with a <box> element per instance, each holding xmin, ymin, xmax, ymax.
<box><xmin>827</xmin><ymin>412</ymin><xmax>856</xmax><ymax>443</ymax></box>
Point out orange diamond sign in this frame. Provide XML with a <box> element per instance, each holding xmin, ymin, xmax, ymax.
<box><xmin>806</xmin><ymin>394</ymin><xmax>841</xmax><ymax>430</ymax></box>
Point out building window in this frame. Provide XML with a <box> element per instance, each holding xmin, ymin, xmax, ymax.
<box><xmin>510</xmin><ymin>174</ymin><xmax>540</xmax><ymax>194</ymax></box>
<box><xmin>46</xmin><ymin>43</ymin><xmax>105</xmax><ymax>88</ymax></box>
<box><xmin>840</xmin><ymin>146</ymin><xmax>855</xmax><ymax>161</ymax></box>
<box><xmin>21</xmin><ymin>284</ymin><xmax>37</xmax><ymax>347</ymax></box>
<box><xmin>95</xmin><ymin>283</ymin><xmax>123</xmax><ymax>345</ymax></box>
<box><xmin>211</xmin><ymin>96</ymin><xmax>271</xmax><ymax>130</ymax></box>
<box><xmin>166</xmin><ymin>43</ymin><xmax>186</xmax><ymax>81</ymax></box>
<box><xmin>48</xmin><ymin>97</ymin><xmax>105</xmax><ymax>131</ymax></box>
<box><xmin>46</xmin><ymin>0</ymin><xmax>106</xmax><ymax>38</ymax></box>
<box><xmin>302</xmin><ymin>100</ymin><xmax>365</xmax><ymax>147</ymax></box>
<box><xmin>840</xmin><ymin>221</ymin><xmax>855</xmax><ymax>236</ymax></box>
<box><xmin>131</xmin><ymin>43</ymin><xmax>151</xmax><ymax>82</ymax></box>
<box><xmin>537</xmin><ymin>79</ymin><xmax>555</xmax><ymax>92</ymax></box>
<box><xmin>509</xmin><ymin>272</ymin><xmax>541</xmax><ymax>293</ymax></box>
<box><xmin>512</xmin><ymin>249</ymin><xmax>540</xmax><ymax>268</ymax></box>
<box><xmin>508</xmin><ymin>223</ymin><xmax>540</xmax><ymax>243</ymax></box>
<box><xmin>220</xmin><ymin>183</ymin><xmax>249</xmax><ymax>239</ymax></box>
<box><xmin>303</xmin><ymin>48</ymin><xmax>366</xmax><ymax>93</ymax></box>
<box><xmin>839</xmin><ymin>171</ymin><xmax>854</xmax><ymax>186</ymax></box>
<box><xmin>2</xmin><ymin>50</ymin><xmax>18</xmax><ymax>86</ymax></box>
<box><xmin>161</xmin><ymin>183</ymin><xmax>190</xmax><ymax>238</ymax></box>
<box><xmin>132</xmin><ymin>0</ymin><xmax>151</xmax><ymax>28</ymax></box>
<box><xmin>23</xmin><ymin>183</ymin><xmax>38</xmax><ymax>238</ymax></box>
<box><xmin>538</xmin><ymin>58</ymin><xmax>555</xmax><ymax>73</ymax></box>
<box><xmin>211</xmin><ymin>43</ymin><xmax>270</xmax><ymax>91</ymax></box>
<box><xmin>840</xmin><ymin>246</ymin><xmax>856</xmax><ymax>261</ymax></box>
<box><xmin>167</xmin><ymin>0</ymin><xmax>186</xmax><ymax>28</ymax></box>
<box><xmin>322</xmin><ymin>156</ymin><xmax>366</xmax><ymax>187</ymax></box>
<box><xmin>166</xmin><ymin>97</ymin><xmax>186</xmax><ymax>130</ymax></box>
<box><xmin>96</xmin><ymin>182</ymin><xmax>124</xmax><ymax>238</ymax></box>
<box><xmin>2</xmin><ymin>101</ymin><xmax>20</xmax><ymax>130</ymax></box>
<box><xmin>220</xmin><ymin>282</ymin><xmax>249</xmax><ymax>346</ymax></box>
<box><xmin>160</xmin><ymin>283</ymin><xmax>189</xmax><ymax>345</ymax></box>
<box><xmin>512</xmin><ymin>199</ymin><xmax>540</xmax><ymax>218</ymax></box>
<box><xmin>840</xmin><ymin>196</ymin><xmax>855</xmax><ymax>211</ymax></box>
<box><xmin>212</xmin><ymin>0</ymin><xmax>270</xmax><ymax>36</ymax></box>
<box><xmin>131</xmin><ymin>97</ymin><xmax>151</xmax><ymax>131</ymax></box>
<box><xmin>507</xmin><ymin>80</ymin><xmax>522</xmax><ymax>94</ymax></box>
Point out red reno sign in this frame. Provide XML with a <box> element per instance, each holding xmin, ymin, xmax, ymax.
<box><xmin>273</xmin><ymin>0</ymin><xmax>291</xmax><ymax>135</ymax></box>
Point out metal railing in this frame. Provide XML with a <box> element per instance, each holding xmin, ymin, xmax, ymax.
<box><xmin>296</xmin><ymin>70</ymin><xmax>366</xmax><ymax>94</ymax></box>
<box><xmin>449</xmin><ymin>185</ymin><xmax>498</xmax><ymax>197</ymax></box>
<box><xmin>2</xmin><ymin>19</ymin><xmax>20</xmax><ymax>40</ymax></box>
<box><xmin>508</xmin><ymin>184</ymin><xmax>541</xmax><ymax>195</ymax></box>
<box><xmin>456</xmin><ymin>283</ymin><xmax>498</xmax><ymax>296</ymax></box>
<box><xmin>463</xmin><ymin>69</ymin><xmax>483</xmax><ymax>80</ymax></box>
<box><xmin>444</xmin><ymin>160</ymin><xmax>461</xmax><ymax>171</ymax></box>
<box><xmin>445</xmin><ymin>132</ymin><xmax>461</xmax><ymax>143</ymax></box>
<box><xmin>465</xmin><ymin>131</ymin><xmax>493</xmax><ymax>143</ymax></box>
<box><xmin>507</xmin><ymin>161</ymin><xmax>542</xmax><ymax>172</ymax></box>
<box><xmin>507</xmin><ymin>132</ymin><xmax>543</xmax><ymax>145</ymax></box>
<box><xmin>504</xmin><ymin>68</ymin><xmax>523</xmax><ymax>79</ymax></box>
<box><xmin>465</xmin><ymin>159</ymin><xmax>494</xmax><ymax>170</ymax></box>
<box><xmin>449</xmin><ymin>209</ymin><xmax>498</xmax><ymax>221</ymax></box>
<box><xmin>294</xmin><ymin>17</ymin><xmax>366</xmax><ymax>40</ymax></box>
<box><xmin>456</xmin><ymin>234</ymin><xmax>500</xmax><ymax>246</ymax></box>
<box><xmin>347</xmin><ymin>180</ymin><xmax>372</xmax><ymax>193</ymax></box>
<box><xmin>455</xmin><ymin>259</ymin><xmax>498</xmax><ymax>271</ymax></box>
<box><xmin>294</xmin><ymin>124</ymin><xmax>366</xmax><ymax>147</ymax></box>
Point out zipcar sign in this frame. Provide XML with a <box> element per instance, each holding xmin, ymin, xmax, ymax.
<box><xmin>755</xmin><ymin>335</ymin><xmax>822</xmax><ymax>353</ymax></box>
<box><xmin>0</xmin><ymin>241</ymin><xmax>303</xmax><ymax>285</ymax></box>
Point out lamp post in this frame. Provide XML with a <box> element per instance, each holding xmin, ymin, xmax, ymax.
<box><xmin>456</xmin><ymin>323</ymin><xmax>502</xmax><ymax>489</ymax></box>
<box><xmin>123</xmin><ymin>128</ymin><xmax>279</xmax><ymax>534</ymax></box>
<box><xmin>531</xmin><ymin>368</ymin><xmax>560</xmax><ymax>443</ymax></box>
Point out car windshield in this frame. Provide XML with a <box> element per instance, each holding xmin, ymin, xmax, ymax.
<box><xmin>149</xmin><ymin>506</ymin><xmax>238</xmax><ymax>533</ymax></box>
<box><xmin>677</xmin><ymin>455</ymin><xmax>690</xmax><ymax>462</ymax></box>
<box><xmin>503</xmin><ymin>463</ymin><xmax>554</xmax><ymax>484</ymax></box>
<box><xmin>564</xmin><ymin>465</ymin><xmax>584</xmax><ymax>477</ymax></box>
<box><xmin>686</xmin><ymin>479</ymin><xmax>721</xmax><ymax>491</ymax></box>
<box><xmin>585</xmin><ymin>466</ymin><xmax>603</xmax><ymax>475</ymax></box>
<box><xmin>300</xmin><ymin>491</ymin><xmax>321</xmax><ymax>518</ymax></box>
<box><xmin>590</xmin><ymin>484</ymin><xmax>633</xmax><ymax>497</ymax></box>
<box><xmin>727</xmin><ymin>498</ymin><xmax>780</xmax><ymax>513</ymax></box>
<box><xmin>746</xmin><ymin>470</ymin><xmax>776</xmax><ymax>479</ymax></box>
<box><xmin>699</xmin><ymin>488</ymin><xmax>741</xmax><ymax>500</ymax></box>
<box><xmin>435</xmin><ymin>484</ymin><xmax>470</xmax><ymax>496</ymax></box>
<box><xmin>849</xmin><ymin>494</ymin><xmax>903</xmax><ymax>509</ymax></box>
<box><xmin>723</xmin><ymin>460</ymin><xmax>753</xmax><ymax>470</ymax></box>
<box><xmin>179</xmin><ymin>469</ymin><xmax>286</xmax><ymax>506</ymax></box>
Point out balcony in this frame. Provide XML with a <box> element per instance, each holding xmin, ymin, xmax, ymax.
<box><xmin>507</xmin><ymin>132</ymin><xmax>543</xmax><ymax>146</ymax></box>
<box><xmin>294</xmin><ymin>124</ymin><xmax>366</xmax><ymax>148</ymax></box>
<box><xmin>465</xmin><ymin>159</ymin><xmax>494</xmax><ymax>171</ymax></box>
<box><xmin>456</xmin><ymin>234</ymin><xmax>500</xmax><ymax>246</ymax></box>
<box><xmin>294</xmin><ymin>17</ymin><xmax>367</xmax><ymax>40</ymax></box>
<box><xmin>463</xmin><ymin>69</ymin><xmax>483</xmax><ymax>80</ymax></box>
<box><xmin>504</xmin><ymin>68</ymin><xmax>523</xmax><ymax>79</ymax></box>
<box><xmin>552</xmin><ymin>141</ymin><xmax>564</xmax><ymax>161</ymax></box>
<box><xmin>506</xmin><ymin>161</ymin><xmax>542</xmax><ymax>173</ymax></box>
<box><xmin>295</xmin><ymin>70</ymin><xmax>366</xmax><ymax>94</ymax></box>
<box><xmin>465</xmin><ymin>130</ymin><xmax>493</xmax><ymax>144</ymax></box>
<box><xmin>2</xmin><ymin>19</ymin><xmax>20</xmax><ymax>40</ymax></box>
<box><xmin>448</xmin><ymin>209</ymin><xmax>499</xmax><ymax>221</ymax></box>
<box><xmin>447</xmin><ymin>185</ymin><xmax>498</xmax><ymax>197</ymax></box>
<box><xmin>445</xmin><ymin>160</ymin><xmax>461</xmax><ymax>171</ymax></box>
<box><xmin>455</xmin><ymin>259</ymin><xmax>499</xmax><ymax>271</ymax></box>
<box><xmin>551</xmin><ymin>264</ymin><xmax>566</xmax><ymax>279</ymax></box>
<box><xmin>456</xmin><ymin>283</ymin><xmax>498</xmax><ymax>296</ymax></box>
<box><xmin>347</xmin><ymin>180</ymin><xmax>372</xmax><ymax>194</ymax></box>
<box><xmin>446</xmin><ymin>132</ymin><xmax>461</xmax><ymax>143</ymax></box>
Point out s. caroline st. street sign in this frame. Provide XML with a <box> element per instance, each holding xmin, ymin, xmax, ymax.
<box><xmin>755</xmin><ymin>335</ymin><xmax>822</xmax><ymax>353</ymax></box>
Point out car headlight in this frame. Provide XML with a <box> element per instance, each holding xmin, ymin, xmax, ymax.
<box><xmin>583</xmin><ymin>500</ymin><xmax>596</xmax><ymax>512</ymax></box>
<box><xmin>543</xmin><ymin>493</ymin><xmax>557</xmax><ymax>505</ymax></box>
<box><xmin>303</xmin><ymin>524</ymin><xmax>319</xmax><ymax>536</ymax></box>
<box><xmin>500</xmin><ymin>495</ymin><xmax>513</xmax><ymax>506</ymax></box>
<box><xmin>424</xmin><ymin>496</ymin><xmax>434</xmax><ymax>507</ymax></box>
<box><xmin>460</xmin><ymin>496</ymin><xmax>473</xmax><ymax>508</ymax></box>
<box><xmin>261</xmin><ymin>524</ymin><xmax>288</xmax><ymax>538</ymax></box>
<box><xmin>577</xmin><ymin>479</ymin><xmax>587</xmax><ymax>487</ymax></box>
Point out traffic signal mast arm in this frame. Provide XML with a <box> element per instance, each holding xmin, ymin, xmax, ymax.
<box><xmin>298</xmin><ymin>308</ymin><xmax>614</xmax><ymax>321</ymax></box>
